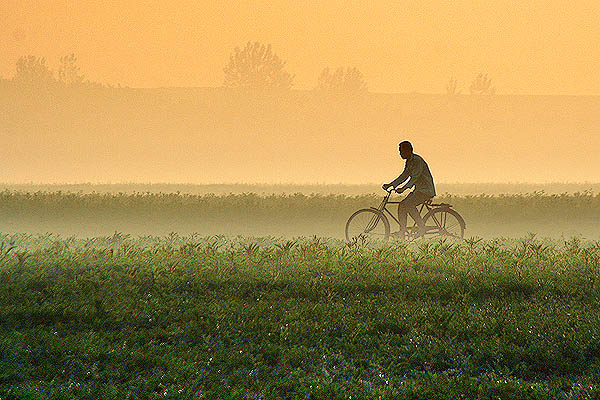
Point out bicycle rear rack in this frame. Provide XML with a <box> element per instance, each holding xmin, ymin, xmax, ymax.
<box><xmin>429</xmin><ymin>202</ymin><xmax>452</xmax><ymax>208</ymax></box>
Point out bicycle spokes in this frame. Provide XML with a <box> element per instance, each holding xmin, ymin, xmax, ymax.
<box><xmin>364</xmin><ymin>214</ymin><xmax>381</xmax><ymax>233</ymax></box>
<box><xmin>345</xmin><ymin>209</ymin><xmax>390</xmax><ymax>241</ymax></box>
<box><xmin>425</xmin><ymin>209</ymin><xmax>464</xmax><ymax>238</ymax></box>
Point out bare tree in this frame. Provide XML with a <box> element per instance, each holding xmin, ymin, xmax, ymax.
<box><xmin>316</xmin><ymin>67</ymin><xmax>368</xmax><ymax>94</ymax></box>
<box><xmin>446</xmin><ymin>77</ymin><xmax>461</xmax><ymax>95</ymax></box>
<box><xmin>58</xmin><ymin>54</ymin><xmax>85</xmax><ymax>87</ymax></box>
<box><xmin>223</xmin><ymin>42</ymin><xmax>294</xmax><ymax>89</ymax></box>
<box><xmin>13</xmin><ymin>56</ymin><xmax>56</xmax><ymax>86</ymax></box>
<box><xmin>469</xmin><ymin>73</ymin><xmax>495</xmax><ymax>95</ymax></box>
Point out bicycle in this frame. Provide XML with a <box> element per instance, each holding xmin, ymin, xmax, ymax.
<box><xmin>345</xmin><ymin>189</ymin><xmax>466</xmax><ymax>242</ymax></box>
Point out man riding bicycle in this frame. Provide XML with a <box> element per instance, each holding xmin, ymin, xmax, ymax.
<box><xmin>382</xmin><ymin>141</ymin><xmax>436</xmax><ymax>237</ymax></box>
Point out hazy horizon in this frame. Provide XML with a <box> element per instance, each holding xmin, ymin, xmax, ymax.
<box><xmin>2</xmin><ymin>180</ymin><xmax>600</xmax><ymax>185</ymax></box>
<box><xmin>2</xmin><ymin>89</ymin><xmax>599</xmax><ymax>184</ymax></box>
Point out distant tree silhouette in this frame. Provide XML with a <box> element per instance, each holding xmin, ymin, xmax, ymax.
<box><xmin>223</xmin><ymin>42</ymin><xmax>294</xmax><ymax>89</ymax></box>
<box><xmin>316</xmin><ymin>67</ymin><xmax>367</xmax><ymax>94</ymax></box>
<box><xmin>58</xmin><ymin>54</ymin><xmax>86</xmax><ymax>87</ymax></box>
<box><xmin>469</xmin><ymin>73</ymin><xmax>495</xmax><ymax>95</ymax></box>
<box><xmin>446</xmin><ymin>77</ymin><xmax>461</xmax><ymax>95</ymax></box>
<box><xmin>13</xmin><ymin>56</ymin><xmax>56</xmax><ymax>87</ymax></box>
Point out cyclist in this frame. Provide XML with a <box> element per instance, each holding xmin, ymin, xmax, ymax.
<box><xmin>382</xmin><ymin>141</ymin><xmax>436</xmax><ymax>237</ymax></box>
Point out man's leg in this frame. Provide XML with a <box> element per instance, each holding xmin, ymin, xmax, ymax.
<box><xmin>397</xmin><ymin>191</ymin><xmax>432</xmax><ymax>234</ymax></box>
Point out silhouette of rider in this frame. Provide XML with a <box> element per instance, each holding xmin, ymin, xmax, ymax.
<box><xmin>382</xmin><ymin>141</ymin><xmax>436</xmax><ymax>236</ymax></box>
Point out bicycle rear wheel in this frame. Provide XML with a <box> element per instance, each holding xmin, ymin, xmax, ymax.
<box><xmin>345</xmin><ymin>209</ymin><xmax>390</xmax><ymax>242</ymax></box>
<box><xmin>422</xmin><ymin>208</ymin><xmax>465</xmax><ymax>239</ymax></box>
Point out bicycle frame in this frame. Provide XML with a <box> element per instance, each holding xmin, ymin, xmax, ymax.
<box><xmin>370</xmin><ymin>190</ymin><xmax>433</xmax><ymax>228</ymax></box>
<box><xmin>345</xmin><ymin>190</ymin><xmax>465</xmax><ymax>242</ymax></box>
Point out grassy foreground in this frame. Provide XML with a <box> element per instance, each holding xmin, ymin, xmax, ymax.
<box><xmin>2</xmin><ymin>234</ymin><xmax>600</xmax><ymax>399</ymax></box>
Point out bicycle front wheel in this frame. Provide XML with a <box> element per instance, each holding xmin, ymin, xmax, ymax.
<box><xmin>345</xmin><ymin>209</ymin><xmax>390</xmax><ymax>242</ymax></box>
<box><xmin>422</xmin><ymin>208</ymin><xmax>465</xmax><ymax>239</ymax></box>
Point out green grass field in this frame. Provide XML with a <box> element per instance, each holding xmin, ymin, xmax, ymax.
<box><xmin>2</xmin><ymin>233</ymin><xmax>600</xmax><ymax>398</ymax></box>
<box><xmin>1</xmin><ymin>190</ymin><xmax>600</xmax><ymax>398</ymax></box>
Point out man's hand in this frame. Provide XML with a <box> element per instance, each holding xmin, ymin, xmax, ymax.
<box><xmin>395</xmin><ymin>187</ymin><xmax>406</xmax><ymax>194</ymax></box>
<box><xmin>382</xmin><ymin>183</ymin><xmax>393</xmax><ymax>191</ymax></box>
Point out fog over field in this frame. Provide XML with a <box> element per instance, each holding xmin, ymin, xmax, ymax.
<box><xmin>1</xmin><ymin>88</ymin><xmax>599</xmax><ymax>185</ymax></box>
<box><xmin>1</xmin><ymin>87</ymin><xmax>599</xmax><ymax>239</ymax></box>
<box><xmin>2</xmin><ymin>182</ymin><xmax>600</xmax><ymax>196</ymax></box>
<box><xmin>0</xmin><ymin>188</ymin><xmax>597</xmax><ymax>239</ymax></box>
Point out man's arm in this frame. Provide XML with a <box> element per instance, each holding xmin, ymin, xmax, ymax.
<box><xmin>398</xmin><ymin>157</ymin><xmax>424</xmax><ymax>192</ymax></box>
<box><xmin>385</xmin><ymin>163</ymin><xmax>410</xmax><ymax>189</ymax></box>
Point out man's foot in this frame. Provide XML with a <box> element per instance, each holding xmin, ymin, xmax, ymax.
<box><xmin>399</xmin><ymin>226</ymin><xmax>427</xmax><ymax>239</ymax></box>
<box><xmin>390</xmin><ymin>231</ymin><xmax>408</xmax><ymax>238</ymax></box>
<box><xmin>412</xmin><ymin>226</ymin><xmax>427</xmax><ymax>238</ymax></box>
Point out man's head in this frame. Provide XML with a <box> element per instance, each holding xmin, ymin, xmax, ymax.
<box><xmin>398</xmin><ymin>141</ymin><xmax>413</xmax><ymax>160</ymax></box>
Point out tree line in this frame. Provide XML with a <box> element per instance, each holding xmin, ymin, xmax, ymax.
<box><xmin>0</xmin><ymin>54</ymin><xmax>107</xmax><ymax>89</ymax></box>
<box><xmin>1</xmin><ymin>41</ymin><xmax>495</xmax><ymax>95</ymax></box>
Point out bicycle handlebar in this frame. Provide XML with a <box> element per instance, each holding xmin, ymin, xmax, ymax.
<box><xmin>384</xmin><ymin>187</ymin><xmax>405</xmax><ymax>195</ymax></box>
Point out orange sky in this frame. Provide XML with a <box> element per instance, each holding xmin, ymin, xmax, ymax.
<box><xmin>1</xmin><ymin>0</ymin><xmax>599</xmax><ymax>94</ymax></box>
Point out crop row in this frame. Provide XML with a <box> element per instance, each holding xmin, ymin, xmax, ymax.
<box><xmin>0</xmin><ymin>190</ymin><xmax>599</xmax><ymax>238</ymax></box>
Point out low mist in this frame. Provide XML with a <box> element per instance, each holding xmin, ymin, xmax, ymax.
<box><xmin>1</xmin><ymin>87</ymin><xmax>599</xmax><ymax>184</ymax></box>
<box><xmin>0</xmin><ymin>185</ymin><xmax>598</xmax><ymax>240</ymax></box>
